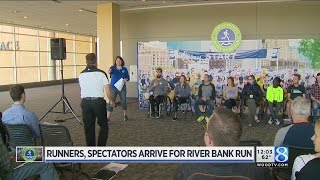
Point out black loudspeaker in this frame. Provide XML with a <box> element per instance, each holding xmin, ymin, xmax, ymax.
<box><xmin>50</xmin><ymin>38</ymin><xmax>66</xmax><ymax>60</ymax></box>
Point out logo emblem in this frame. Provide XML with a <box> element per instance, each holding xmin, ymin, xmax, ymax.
<box><xmin>21</xmin><ymin>147</ymin><xmax>38</xmax><ymax>162</ymax></box>
<box><xmin>211</xmin><ymin>22</ymin><xmax>241</xmax><ymax>53</ymax></box>
<box><xmin>275</xmin><ymin>147</ymin><xmax>289</xmax><ymax>163</ymax></box>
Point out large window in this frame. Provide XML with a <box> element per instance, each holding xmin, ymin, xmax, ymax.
<box><xmin>0</xmin><ymin>24</ymin><xmax>94</xmax><ymax>85</ymax></box>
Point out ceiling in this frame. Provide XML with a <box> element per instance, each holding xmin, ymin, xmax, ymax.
<box><xmin>0</xmin><ymin>0</ymin><xmax>309</xmax><ymax>36</ymax></box>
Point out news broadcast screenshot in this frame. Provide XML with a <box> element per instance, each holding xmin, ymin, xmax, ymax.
<box><xmin>1</xmin><ymin>18</ymin><xmax>320</xmax><ymax>180</ymax></box>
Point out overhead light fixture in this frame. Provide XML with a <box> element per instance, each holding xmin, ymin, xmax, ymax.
<box><xmin>141</xmin><ymin>0</ymin><xmax>146</xmax><ymax>1</ymax></box>
<box><xmin>66</xmin><ymin>24</ymin><xmax>69</xmax><ymax>26</ymax></box>
<box><xmin>67</xmin><ymin>30</ymin><xmax>70</xmax><ymax>33</ymax></box>
<box><xmin>9</xmin><ymin>10</ymin><xmax>18</xmax><ymax>13</ymax></box>
<box><xmin>162</xmin><ymin>1</ymin><xmax>166</xmax><ymax>3</ymax></box>
<box><xmin>6</xmin><ymin>21</ymin><xmax>12</xmax><ymax>24</ymax></box>
<box><xmin>40</xmin><ymin>26</ymin><xmax>45</xmax><ymax>29</ymax></box>
<box><xmin>78</xmin><ymin>9</ymin><xmax>83</xmax><ymax>12</ymax></box>
<box><xmin>23</xmin><ymin>16</ymin><xmax>28</xmax><ymax>19</ymax></box>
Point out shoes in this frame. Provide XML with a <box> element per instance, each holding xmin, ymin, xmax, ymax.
<box><xmin>197</xmin><ymin>116</ymin><xmax>205</xmax><ymax>122</ymax></box>
<box><xmin>256</xmin><ymin>119</ymin><xmax>260</xmax><ymax>123</ymax></box>
<box><xmin>107</xmin><ymin>119</ymin><xmax>111</xmax><ymax>124</ymax></box>
<box><xmin>172</xmin><ymin>117</ymin><xmax>177</xmax><ymax>121</ymax></box>
<box><xmin>205</xmin><ymin>117</ymin><xmax>209</xmax><ymax>123</ymax></box>
<box><xmin>124</xmin><ymin>115</ymin><xmax>128</xmax><ymax>122</ymax></box>
<box><xmin>268</xmin><ymin>118</ymin><xmax>273</xmax><ymax>125</ymax></box>
<box><xmin>248</xmin><ymin>123</ymin><xmax>253</xmax><ymax>127</ymax></box>
<box><xmin>255</xmin><ymin>115</ymin><xmax>258</xmax><ymax>120</ymax></box>
<box><xmin>275</xmin><ymin>119</ymin><xmax>280</xmax><ymax>125</ymax></box>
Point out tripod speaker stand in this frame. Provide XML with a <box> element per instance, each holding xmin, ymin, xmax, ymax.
<box><xmin>40</xmin><ymin>60</ymin><xmax>81</xmax><ymax>124</ymax></box>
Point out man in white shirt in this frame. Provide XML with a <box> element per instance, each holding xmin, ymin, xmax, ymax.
<box><xmin>79</xmin><ymin>53</ymin><xmax>113</xmax><ymax>146</ymax></box>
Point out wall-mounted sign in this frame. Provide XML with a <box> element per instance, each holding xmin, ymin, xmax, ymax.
<box><xmin>211</xmin><ymin>22</ymin><xmax>241</xmax><ymax>53</ymax></box>
<box><xmin>0</xmin><ymin>41</ymin><xmax>20</xmax><ymax>50</ymax></box>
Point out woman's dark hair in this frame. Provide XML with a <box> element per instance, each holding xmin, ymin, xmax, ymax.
<box><xmin>114</xmin><ymin>56</ymin><xmax>125</xmax><ymax>66</ymax></box>
<box><xmin>179</xmin><ymin>75</ymin><xmax>187</xmax><ymax>88</ymax></box>
<box><xmin>228</xmin><ymin>77</ymin><xmax>235</xmax><ymax>87</ymax></box>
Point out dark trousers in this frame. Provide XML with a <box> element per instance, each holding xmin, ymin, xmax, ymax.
<box><xmin>149</xmin><ymin>95</ymin><xmax>164</xmax><ymax>113</ymax></box>
<box><xmin>224</xmin><ymin>99</ymin><xmax>236</xmax><ymax>109</ymax></box>
<box><xmin>81</xmin><ymin>98</ymin><xmax>108</xmax><ymax>146</ymax></box>
<box><xmin>173</xmin><ymin>97</ymin><xmax>188</xmax><ymax>111</ymax></box>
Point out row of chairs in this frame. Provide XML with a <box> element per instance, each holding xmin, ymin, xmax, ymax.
<box><xmin>4</xmin><ymin>123</ymin><xmax>88</xmax><ymax>179</ymax></box>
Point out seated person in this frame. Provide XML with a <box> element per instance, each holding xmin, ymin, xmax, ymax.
<box><xmin>223</xmin><ymin>77</ymin><xmax>238</xmax><ymax>110</ymax></box>
<box><xmin>292</xmin><ymin>120</ymin><xmax>320</xmax><ymax>180</ymax></box>
<box><xmin>242</xmin><ymin>75</ymin><xmax>263</xmax><ymax>127</ymax></box>
<box><xmin>266</xmin><ymin>77</ymin><xmax>283</xmax><ymax>125</ymax></box>
<box><xmin>172</xmin><ymin>75</ymin><xmax>191</xmax><ymax>120</ymax></box>
<box><xmin>148</xmin><ymin>68</ymin><xmax>169</xmax><ymax>117</ymax></box>
<box><xmin>286</xmin><ymin>74</ymin><xmax>306</xmax><ymax>121</ymax></box>
<box><xmin>0</xmin><ymin>133</ymin><xmax>59</xmax><ymax>180</ymax></box>
<box><xmin>2</xmin><ymin>85</ymin><xmax>40</xmax><ymax>138</ymax></box>
<box><xmin>174</xmin><ymin>107</ymin><xmax>270</xmax><ymax>180</ymax></box>
<box><xmin>195</xmin><ymin>74</ymin><xmax>216</xmax><ymax>122</ymax></box>
<box><xmin>274</xmin><ymin>97</ymin><xmax>314</xmax><ymax>148</ymax></box>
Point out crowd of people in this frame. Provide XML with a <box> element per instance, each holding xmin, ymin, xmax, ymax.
<box><xmin>1</xmin><ymin>52</ymin><xmax>320</xmax><ymax>179</ymax></box>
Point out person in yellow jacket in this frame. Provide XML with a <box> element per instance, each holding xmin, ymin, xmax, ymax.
<box><xmin>266</xmin><ymin>77</ymin><xmax>283</xmax><ymax>125</ymax></box>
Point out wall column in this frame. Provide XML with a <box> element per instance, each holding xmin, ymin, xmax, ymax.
<box><xmin>97</xmin><ymin>3</ymin><xmax>120</xmax><ymax>70</ymax></box>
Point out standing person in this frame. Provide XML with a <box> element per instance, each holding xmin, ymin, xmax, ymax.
<box><xmin>223</xmin><ymin>77</ymin><xmax>238</xmax><ymax>110</ymax></box>
<box><xmin>266</xmin><ymin>77</ymin><xmax>283</xmax><ymax>125</ymax></box>
<box><xmin>79</xmin><ymin>53</ymin><xmax>113</xmax><ymax>146</ymax></box>
<box><xmin>311</xmin><ymin>73</ymin><xmax>320</xmax><ymax>122</ymax></box>
<box><xmin>286</xmin><ymin>74</ymin><xmax>306</xmax><ymax>121</ymax></box>
<box><xmin>107</xmin><ymin>56</ymin><xmax>130</xmax><ymax>122</ymax></box>
<box><xmin>242</xmin><ymin>75</ymin><xmax>263</xmax><ymax>127</ymax></box>
<box><xmin>148</xmin><ymin>68</ymin><xmax>169</xmax><ymax>117</ymax></box>
<box><xmin>172</xmin><ymin>75</ymin><xmax>191</xmax><ymax>120</ymax></box>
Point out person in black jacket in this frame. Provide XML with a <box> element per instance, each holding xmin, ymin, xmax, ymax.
<box><xmin>194</xmin><ymin>74</ymin><xmax>216</xmax><ymax>122</ymax></box>
<box><xmin>242</xmin><ymin>75</ymin><xmax>263</xmax><ymax>126</ymax></box>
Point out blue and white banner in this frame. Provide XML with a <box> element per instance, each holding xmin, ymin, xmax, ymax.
<box><xmin>44</xmin><ymin>146</ymin><xmax>255</xmax><ymax>163</ymax></box>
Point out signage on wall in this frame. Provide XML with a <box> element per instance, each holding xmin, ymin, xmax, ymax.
<box><xmin>211</xmin><ymin>22</ymin><xmax>241</xmax><ymax>53</ymax></box>
<box><xmin>0</xmin><ymin>41</ymin><xmax>20</xmax><ymax>50</ymax></box>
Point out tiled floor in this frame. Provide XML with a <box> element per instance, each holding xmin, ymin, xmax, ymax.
<box><xmin>0</xmin><ymin>83</ymin><xmax>281</xmax><ymax>180</ymax></box>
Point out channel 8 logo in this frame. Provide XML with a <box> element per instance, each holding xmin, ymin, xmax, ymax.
<box><xmin>274</xmin><ymin>147</ymin><xmax>289</xmax><ymax>163</ymax></box>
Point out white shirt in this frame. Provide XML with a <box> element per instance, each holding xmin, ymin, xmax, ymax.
<box><xmin>79</xmin><ymin>69</ymin><xmax>109</xmax><ymax>98</ymax></box>
<box><xmin>291</xmin><ymin>154</ymin><xmax>317</xmax><ymax>180</ymax></box>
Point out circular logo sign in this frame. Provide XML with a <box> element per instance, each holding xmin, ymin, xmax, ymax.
<box><xmin>211</xmin><ymin>22</ymin><xmax>241</xmax><ymax>53</ymax></box>
<box><xmin>21</xmin><ymin>147</ymin><xmax>38</xmax><ymax>162</ymax></box>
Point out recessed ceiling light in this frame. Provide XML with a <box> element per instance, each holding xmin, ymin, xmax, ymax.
<box><xmin>6</xmin><ymin>21</ymin><xmax>12</xmax><ymax>24</ymax></box>
<box><xmin>40</xmin><ymin>26</ymin><xmax>45</xmax><ymax>29</ymax></box>
<box><xmin>141</xmin><ymin>0</ymin><xmax>145</xmax><ymax>1</ymax></box>
<box><xmin>67</xmin><ymin>30</ymin><xmax>70</xmax><ymax>33</ymax></box>
<box><xmin>23</xmin><ymin>16</ymin><xmax>28</xmax><ymax>19</ymax></box>
<box><xmin>162</xmin><ymin>1</ymin><xmax>166</xmax><ymax>3</ymax></box>
<box><xmin>65</xmin><ymin>24</ymin><xmax>69</xmax><ymax>26</ymax></box>
<box><xmin>9</xmin><ymin>10</ymin><xmax>17</xmax><ymax>13</ymax></box>
<box><xmin>78</xmin><ymin>9</ymin><xmax>83</xmax><ymax>12</ymax></box>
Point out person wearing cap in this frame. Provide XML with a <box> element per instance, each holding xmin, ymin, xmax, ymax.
<box><xmin>79</xmin><ymin>53</ymin><xmax>113</xmax><ymax>146</ymax></box>
<box><xmin>148</xmin><ymin>68</ymin><xmax>169</xmax><ymax>117</ymax></box>
<box><xmin>311</xmin><ymin>73</ymin><xmax>320</xmax><ymax>122</ymax></box>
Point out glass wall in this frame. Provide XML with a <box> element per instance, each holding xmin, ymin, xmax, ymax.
<box><xmin>0</xmin><ymin>24</ymin><xmax>93</xmax><ymax>85</ymax></box>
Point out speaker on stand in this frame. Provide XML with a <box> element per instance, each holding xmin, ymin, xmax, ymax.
<box><xmin>40</xmin><ymin>38</ymin><xmax>81</xmax><ymax>124</ymax></box>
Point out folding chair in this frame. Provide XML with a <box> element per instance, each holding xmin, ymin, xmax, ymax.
<box><xmin>40</xmin><ymin>123</ymin><xmax>88</xmax><ymax>179</ymax></box>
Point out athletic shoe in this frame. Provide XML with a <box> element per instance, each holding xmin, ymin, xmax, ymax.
<box><xmin>205</xmin><ymin>117</ymin><xmax>209</xmax><ymax>123</ymax></box>
<box><xmin>256</xmin><ymin>119</ymin><xmax>261</xmax><ymax>123</ymax></box>
<box><xmin>255</xmin><ymin>115</ymin><xmax>258</xmax><ymax>120</ymax></box>
<box><xmin>275</xmin><ymin>119</ymin><xmax>280</xmax><ymax>125</ymax></box>
<box><xmin>268</xmin><ymin>118</ymin><xmax>273</xmax><ymax>125</ymax></box>
<box><xmin>124</xmin><ymin>115</ymin><xmax>128</xmax><ymax>122</ymax></box>
<box><xmin>197</xmin><ymin>116</ymin><xmax>205</xmax><ymax>122</ymax></box>
<box><xmin>172</xmin><ymin>117</ymin><xmax>177</xmax><ymax>121</ymax></box>
<box><xmin>248</xmin><ymin>123</ymin><xmax>253</xmax><ymax>127</ymax></box>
